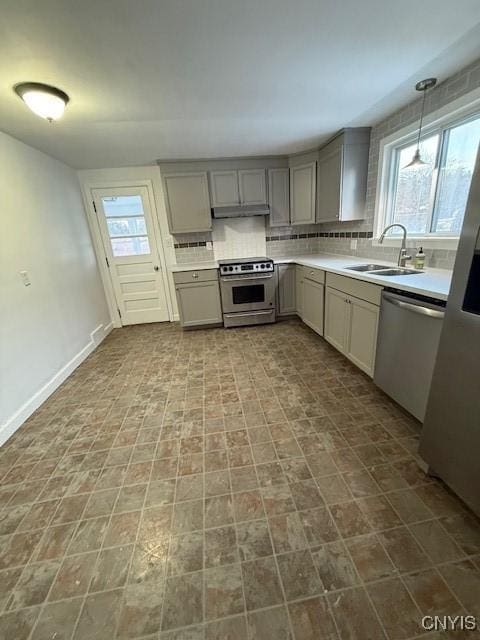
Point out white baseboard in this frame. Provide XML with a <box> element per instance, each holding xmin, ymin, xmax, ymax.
<box><xmin>103</xmin><ymin>322</ymin><xmax>114</xmax><ymax>336</ymax></box>
<box><xmin>0</xmin><ymin>321</ymin><xmax>112</xmax><ymax>447</ymax></box>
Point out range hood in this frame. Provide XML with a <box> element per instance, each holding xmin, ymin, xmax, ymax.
<box><xmin>212</xmin><ymin>204</ymin><xmax>270</xmax><ymax>219</ymax></box>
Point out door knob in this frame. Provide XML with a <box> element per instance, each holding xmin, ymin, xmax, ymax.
<box><xmin>154</xmin><ymin>265</ymin><xmax>159</xmax><ymax>271</ymax></box>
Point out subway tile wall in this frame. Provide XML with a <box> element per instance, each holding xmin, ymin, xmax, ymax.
<box><xmin>173</xmin><ymin>56</ymin><xmax>480</xmax><ymax>268</ymax></box>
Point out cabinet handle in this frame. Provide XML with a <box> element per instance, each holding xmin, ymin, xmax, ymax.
<box><xmin>153</xmin><ymin>265</ymin><xmax>159</xmax><ymax>271</ymax></box>
<box><xmin>192</xmin><ymin>273</ymin><xmax>199</xmax><ymax>279</ymax></box>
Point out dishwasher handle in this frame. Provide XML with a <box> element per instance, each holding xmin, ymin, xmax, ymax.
<box><xmin>383</xmin><ymin>292</ymin><xmax>445</xmax><ymax>320</ymax></box>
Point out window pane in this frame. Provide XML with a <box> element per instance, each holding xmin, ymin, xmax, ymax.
<box><xmin>102</xmin><ymin>195</ymin><xmax>144</xmax><ymax>217</ymax></box>
<box><xmin>107</xmin><ymin>217</ymin><xmax>147</xmax><ymax>237</ymax></box>
<box><xmin>390</xmin><ymin>135</ymin><xmax>439</xmax><ymax>234</ymax></box>
<box><xmin>110</xmin><ymin>236</ymin><xmax>150</xmax><ymax>257</ymax></box>
<box><xmin>432</xmin><ymin>116</ymin><xmax>480</xmax><ymax>234</ymax></box>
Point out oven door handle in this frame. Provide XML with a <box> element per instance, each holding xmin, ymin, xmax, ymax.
<box><xmin>224</xmin><ymin>310</ymin><xmax>274</xmax><ymax>318</ymax></box>
<box><xmin>221</xmin><ymin>274</ymin><xmax>274</xmax><ymax>282</ymax></box>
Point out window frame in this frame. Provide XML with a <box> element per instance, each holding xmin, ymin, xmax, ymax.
<box><xmin>373</xmin><ymin>87</ymin><xmax>480</xmax><ymax>250</ymax></box>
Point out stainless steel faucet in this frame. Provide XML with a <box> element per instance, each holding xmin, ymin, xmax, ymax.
<box><xmin>379</xmin><ymin>224</ymin><xmax>411</xmax><ymax>267</ymax></box>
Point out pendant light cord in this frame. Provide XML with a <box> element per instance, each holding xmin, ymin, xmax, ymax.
<box><xmin>416</xmin><ymin>88</ymin><xmax>427</xmax><ymax>152</ymax></box>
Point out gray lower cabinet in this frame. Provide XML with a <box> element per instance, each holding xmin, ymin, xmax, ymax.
<box><xmin>302</xmin><ymin>276</ymin><xmax>324</xmax><ymax>336</ymax></box>
<box><xmin>162</xmin><ymin>172</ymin><xmax>212</xmax><ymax>234</ymax></box>
<box><xmin>173</xmin><ymin>270</ymin><xmax>222</xmax><ymax>328</ymax></box>
<box><xmin>277</xmin><ymin>264</ymin><xmax>296</xmax><ymax>315</ymax></box>
<box><xmin>324</xmin><ymin>273</ymin><xmax>381</xmax><ymax>376</ymax></box>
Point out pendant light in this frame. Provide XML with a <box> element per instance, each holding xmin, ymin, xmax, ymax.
<box><xmin>14</xmin><ymin>82</ymin><xmax>69</xmax><ymax>122</ymax></box>
<box><xmin>403</xmin><ymin>77</ymin><xmax>437</xmax><ymax>169</ymax></box>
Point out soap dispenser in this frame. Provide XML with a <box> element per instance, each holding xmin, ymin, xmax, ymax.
<box><xmin>414</xmin><ymin>247</ymin><xmax>426</xmax><ymax>269</ymax></box>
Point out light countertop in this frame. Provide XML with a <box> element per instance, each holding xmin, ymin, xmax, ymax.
<box><xmin>170</xmin><ymin>253</ymin><xmax>452</xmax><ymax>300</ymax></box>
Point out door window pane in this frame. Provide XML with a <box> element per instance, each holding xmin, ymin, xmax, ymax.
<box><xmin>390</xmin><ymin>134</ymin><xmax>439</xmax><ymax>234</ymax></box>
<box><xmin>107</xmin><ymin>217</ymin><xmax>147</xmax><ymax>237</ymax></box>
<box><xmin>431</xmin><ymin>117</ymin><xmax>480</xmax><ymax>234</ymax></box>
<box><xmin>102</xmin><ymin>195</ymin><xmax>144</xmax><ymax>217</ymax></box>
<box><xmin>110</xmin><ymin>236</ymin><xmax>150</xmax><ymax>257</ymax></box>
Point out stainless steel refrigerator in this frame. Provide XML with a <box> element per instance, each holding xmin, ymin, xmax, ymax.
<box><xmin>419</xmin><ymin>149</ymin><xmax>480</xmax><ymax>517</ymax></box>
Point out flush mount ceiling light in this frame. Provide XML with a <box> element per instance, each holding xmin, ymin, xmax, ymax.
<box><xmin>403</xmin><ymin>77</ymin><xmax>437</xmax><ymax>169</ymax></box>
<box><xmin>14</xmin><ymin>82</ymin><xmax>69</xmax><ymax>122</ymax></box>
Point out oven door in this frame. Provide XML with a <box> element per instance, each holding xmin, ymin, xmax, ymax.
<box><xmin>220</xmin><ymin>272</ymin><xmax>276</xmax><ymax>313</ymax></box>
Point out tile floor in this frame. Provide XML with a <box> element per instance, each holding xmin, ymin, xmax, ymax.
<box><xmin>0</xmin><ymin>319</ymin><xmax>479</xmax><ymax>640</ymax></box>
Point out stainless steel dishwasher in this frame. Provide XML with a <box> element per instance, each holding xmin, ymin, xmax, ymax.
<box><xmin>374</xmin><ymin>289</ymin><xmax>446</xmax><ymax>422</ymax></box>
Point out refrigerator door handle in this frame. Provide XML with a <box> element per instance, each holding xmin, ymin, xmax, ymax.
<box><xmin>383</xmin><ymin>293</ymin><xmax>445</xmax><ymax>320</ymax></box>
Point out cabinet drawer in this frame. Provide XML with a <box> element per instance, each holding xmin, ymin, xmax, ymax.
<box><xmin>173</xmin><ymin>269</ymin><xmax>218</xmax><ymax>284</ymax></box>
<box><xmin>325</xmin><ymin>273</ymin><xmax>382</xmax><ymax>306</ymax></box>
<box><xmin>303</xmin><ymin>266</ymin><xmax>325</xmax><ymax>285</ymax></box>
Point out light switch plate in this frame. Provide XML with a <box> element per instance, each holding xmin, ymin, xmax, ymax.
<box><xmin>350</xmin><ymin>239</ymin><xmax>358</xmax><ymax>250</ymax></box>
<box><xmin>20</xmin><ymin>270</ymin><xmax>31</xmax><ymax>286</ymax></box>
<box><xmin>206</xmin><ymin>241</ymin><xmax>213</xmax><ymax>251</ymax></box>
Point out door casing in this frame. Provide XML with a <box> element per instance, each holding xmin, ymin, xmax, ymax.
<box><xmin>82</xmin><ymin>178</ymin><xmax>174</xmax><ymax>327</ymax></box>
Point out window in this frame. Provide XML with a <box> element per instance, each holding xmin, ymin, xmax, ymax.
<box><xmin>382</xmin><ymin>110</ymin><xmax>480</xmax><ymax>240</ymax></box>
<box><xmin>101</xmin><ymin>195</ymin><xmax>151</xmax><ymax>257</ymax></box>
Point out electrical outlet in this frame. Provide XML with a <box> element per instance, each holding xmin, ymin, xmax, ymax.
<box><xmin>350</xmin><ymin>239</ymin><xmax>358</xmax><ymax>250</ymax></box>
<box><xmin>20</xmin><ymin>270</ymin><xmax>31</xmax><ymax>286</ymax></box>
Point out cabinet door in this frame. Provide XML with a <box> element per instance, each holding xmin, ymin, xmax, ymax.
<box><xmin>209</xmin><ymin>171</ymin><xmax>240</xmax><ymax>207</ymax></box>
<box><xmin>302</xmin><ymin>278</ymin><xmax>324</xmax><ymax>336</ymax></box>
<box><xmin>324</xmin><ymin>286</ymin><xmax>349</xmax><ymax>352</ymax></box>
<box><xmin>277</xmin><ymin>264</ymin><xmax>296</xmax><ymax>315</ymax></box>
<box><xmin>175</xmin><ymin>281</ymin><xmax>222</xmax><ymax>328</ymax></box>
<box><xmin>163</xmin><ymin>172</ymin><xmax>212</xmax><ymax>234</ymax></box>
<box><xmin>317</xmin><ymin>147</ymin><xmax>342</xmax><ymax>223</ymax></box>
<box><xmin>239</xmin><ymin>169</ymin><xmax>267</xmax><ymax>205</ymax></box>
<box><xmin>290</xmin><ymin>162</ymin><xmax>316</xmax><ymax>225</ymax></box>
<box><xmin>268</xmin><ymin>168</ymin><xmax>290</xmax><ymax>226</ymax></box>
<box><xmin>295</xmin><ymin>266</ymin><xmax>304</xmax><ymax>318</ymax></box>
<box><xmin>346</xmin><ymin>295</ymin><xmax>379</xmax><ymax>377</ymax></box>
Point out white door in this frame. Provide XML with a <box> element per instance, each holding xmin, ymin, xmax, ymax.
<box><xmin>92</xmin><ymin>186</ymin><xmax>169</xmax><ymax>325</ymax></box>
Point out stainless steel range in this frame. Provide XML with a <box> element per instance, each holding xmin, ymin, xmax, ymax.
<box><xmin>218</xmin><ymin>257</ymin><xmax>276</xmax><ymax>327</ymax></box>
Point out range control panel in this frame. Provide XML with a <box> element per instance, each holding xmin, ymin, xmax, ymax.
<box><xmin>219</xmin><ymin>260</ymin><xmax>274</xmax><ymax>276</ymax></box>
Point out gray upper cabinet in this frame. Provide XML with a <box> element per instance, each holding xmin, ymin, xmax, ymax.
<box><xmin>238</xmin><ymin>169</ymin><xmax>267</xmax><ymax>205</ymax></box>
<box><xmin>162</xmin><ymin>172</ymin><xmax>212</xmax><ymax>234</ymax></box>
<box><xmin>316</xmin><ymin>128</ymin><xmax>370</xmax><ymax>223</ymax></box>
<box><xmin>209</xmin><ymin>170</ymin><xmax>240</xmax><ymax>207</ymax></box>
<box><xmin>290</xmin><ymin>161</ymin><xmax>316</xmax><ymax>225</ymax></box>
<box><xmin>268</xmin><ymin>168</ymin><xmax>290</xmax><ymax>227</ymax></box>
<box><xmin>210</xmin><ymin>169</ymin><xmax>267</xmax><ymax>207</ymax></box>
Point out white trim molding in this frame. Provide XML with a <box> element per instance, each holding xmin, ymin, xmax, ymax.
<box><xmin>373</xmin><ymin>86</ymin><xmax>480</xmax><ymax>249</ymax></box>
<box><xmin>0</xmin><ymin>322</ymin><xmax>113</xmax><ymax>447</ymax></box>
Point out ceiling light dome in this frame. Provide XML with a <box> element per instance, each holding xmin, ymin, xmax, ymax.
<box><xmin>14</xmin><ymin>82</ymin><xmax>69</xmax><ymax>122</ymax></box>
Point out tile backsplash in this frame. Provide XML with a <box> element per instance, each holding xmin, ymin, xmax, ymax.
<box><xmin>212</xmin><ymin>217</ymin><xmax>266</xmax><ymax>260</ymax></box>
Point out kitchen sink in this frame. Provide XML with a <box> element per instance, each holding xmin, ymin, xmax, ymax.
<box><xmin>374</xmin><ymin>268</ymin><xmax>423</xmax><ymax>276</ymax></box>
<box><xmin>346</xmin><ymin>264</ymin><xmax>390</xmax><ymax>271</ymax></box>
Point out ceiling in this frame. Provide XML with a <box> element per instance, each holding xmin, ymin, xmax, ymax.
<box><xmin>1</xmin><ymin>0</ymin><xmax>480</xmax><ymax>169</ymax></box>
